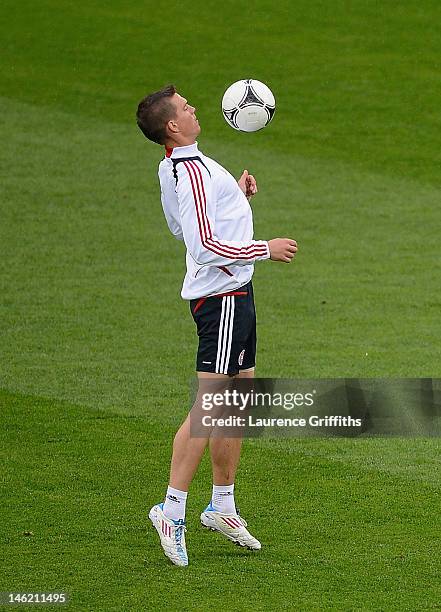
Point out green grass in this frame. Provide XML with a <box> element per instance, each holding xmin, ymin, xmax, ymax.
<box><xmin>1</xmin><ymin>390</ymin><xmax>440</xmax><ymax>611</ymax></box>
<box><xmin>1</xmin><ymin>0</ymin><xmax>441</xmax><ymax>609</ymax></box>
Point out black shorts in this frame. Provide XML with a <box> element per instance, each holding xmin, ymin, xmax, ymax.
<box><xmin>189</xmin><ymin>281</ymin><xmax>256</xmax><ymax>376</ymax></box>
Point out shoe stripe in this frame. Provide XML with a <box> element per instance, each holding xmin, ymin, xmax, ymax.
<box><xmin>222</xmin><ymin>516</ymin><xmax>241</xmax><ymax>529</ymax></box>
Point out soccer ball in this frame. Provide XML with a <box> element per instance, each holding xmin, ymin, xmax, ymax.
<box><xmin>221</xmin><ymin>79</ymin><xmax>276</xmax><ymax>132</ymax></box>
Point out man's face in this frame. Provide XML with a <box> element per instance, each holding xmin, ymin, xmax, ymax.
<box><xmin>169</xmin><ymin>93</ymin><xmax>201</xmax><ymax>140</ymax></box>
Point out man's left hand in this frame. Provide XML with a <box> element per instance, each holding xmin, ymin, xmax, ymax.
<box><xmin>238</xmin><ymin>170</ymin><xmax>258</xmax><ymax>199</ymax></box>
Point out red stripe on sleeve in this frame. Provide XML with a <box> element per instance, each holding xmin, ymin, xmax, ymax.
<box><xmin>183</xmin><ymin>161</ymin><xmax>207</xmax><ymax>243</ymax></box>
<box><xmin>186</xmin><ymin>160</ymin><xmax>268</xmax><ymax>259</ymax></box>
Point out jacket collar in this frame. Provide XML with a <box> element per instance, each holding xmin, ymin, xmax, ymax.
<box><xmin>165</xmin><ymin>142</ymin><xmax>199</xmax><ymax>159</ymax></box>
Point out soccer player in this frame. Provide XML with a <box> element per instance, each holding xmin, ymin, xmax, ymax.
<box><xmin>136</xmin><ymin>85</ymin><xmax>297</xmax><ymax>566</ymax></box>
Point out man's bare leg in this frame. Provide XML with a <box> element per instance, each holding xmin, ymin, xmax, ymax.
<box><xmin>168</xmin><ymin>368</ymin><xmax>254</xmax><ymax>492</ymax></box>
<box><xmin>149</xmin><ymin>372</ymin><xmax>232</xmax><ymax>566</ymax></box>
<box><xmin>200</xmin><ymin>367</ymin><xmax>261</xmax><ymax>550</ymax></box>
<box><xmin>168</xmin><ymin>371</ymin><xmax>229</xmax><ymax>492</ymax></box>
<box><xmin>168</xmin><ymin>412</ymin><xmax>207</xmax><ymax>491</ymax></box>
<box><xmin>208</xmin><ymin>367</ymin><xmax>254</xmax><ymax>513</ymax></box>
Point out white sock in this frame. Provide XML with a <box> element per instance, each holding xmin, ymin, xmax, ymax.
<box><xmin>163</xmin><ymin>486</ymin><xmax>187</xmax><ymax>522</ymax></box>
<box><xmin>211</xmin><ymin>484</ymin><xmax>236</xmax><ymax>514</ymax></box>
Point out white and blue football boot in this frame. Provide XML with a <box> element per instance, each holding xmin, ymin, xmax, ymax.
<box><xmin>200</xmin><ymin>503</ymin><xmax>261</xmax><ymax>550</ymax></box>
<box><xmin>149</xmin><ymin>503</ymin><xmax>188</xmax><ymax>566</ymax></box>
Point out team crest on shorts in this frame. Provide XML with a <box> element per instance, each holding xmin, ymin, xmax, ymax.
<box><xmin>238</xmin><ymin>349</ymin><xmax>245</xmax><ymax>366</ymax></box>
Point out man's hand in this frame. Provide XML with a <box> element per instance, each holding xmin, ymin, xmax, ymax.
<box><xmin>268</xmin><ymin>238</ymin><xmax>298</xmax><ymax>263</ymax></box>
<box><xmin>238</xmin><ymin>169</ymin><xmax>258</xmax><ymax>199</ymax></box>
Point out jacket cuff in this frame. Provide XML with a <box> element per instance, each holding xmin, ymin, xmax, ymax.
<box><xmin>256</xmin><ymin>240</ymin><xmax>270</xmax><ymax>261</ymax></box>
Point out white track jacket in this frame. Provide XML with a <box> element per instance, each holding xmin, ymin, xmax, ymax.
<box><xmin>158</xmin><ymin>142</ymin><xmax>270</xmax><ymax>300</ymax></box>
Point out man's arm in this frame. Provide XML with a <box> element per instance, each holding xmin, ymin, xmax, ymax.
<box><xmin>176</xmin><ymin>160</ymin><xmax>270</xmax><ymax>267</ymax></box>
<box><xmin>158</xmin><ymin>162</ymin><xmax>186</xmax><ymax>241</ymax></box>
<box><xmin>160</xmin><ymin>187</ymin><xmax>184</xmax><ymax>241</ymax></box>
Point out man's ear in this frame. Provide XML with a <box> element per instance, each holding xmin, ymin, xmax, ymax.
<box><xmin>166</xmin><ymin>119</ymin><xmax>179</xmax><ymax>135</ymax></box>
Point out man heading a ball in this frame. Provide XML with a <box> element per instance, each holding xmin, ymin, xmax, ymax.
<box><xmin>136</xmin><ymin>84</ymin><xmax>297</xmax><ymax>566</ymax></box>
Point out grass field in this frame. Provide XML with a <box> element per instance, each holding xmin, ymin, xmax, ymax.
<box><xmin>1</xmin><ymin>1</ymin><xmax>441</xmax><ymax>610</ymax></box>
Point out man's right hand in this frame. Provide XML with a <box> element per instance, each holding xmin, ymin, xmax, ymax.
<box><xmin>268</xmin><ymin>238</ymin><xmax>298</xmax><ymax>263</ymax></box>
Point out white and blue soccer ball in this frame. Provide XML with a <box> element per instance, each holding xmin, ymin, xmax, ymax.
<box><xmin>221</xmin><ymin>79</ymin><xmax>276</xmax><ymax>132</ymax></box>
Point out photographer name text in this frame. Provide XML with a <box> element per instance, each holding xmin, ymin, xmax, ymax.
<box><xmin>201</xmin><ymin>415</ymin><xmax>362</xmax><ymax>428</ymax></box>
